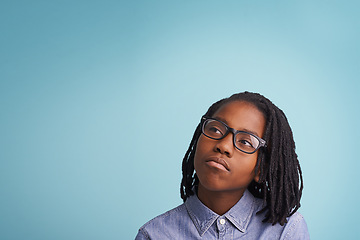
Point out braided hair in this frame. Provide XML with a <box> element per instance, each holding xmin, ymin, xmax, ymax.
<box><xmin>180</xmin><ymin>91</ymin><xmax>303</xmax><ymax>226</ymax></box>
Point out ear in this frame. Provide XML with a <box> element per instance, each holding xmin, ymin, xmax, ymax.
<box><xmin>254</xmin><ymin>152</ymin><xmax>264</xmax><ymax>183</ymax></box>
<box><xmin>254</xmin><ymin>168</ymin><xmax>260</xmax><ymax>183</ymax></box>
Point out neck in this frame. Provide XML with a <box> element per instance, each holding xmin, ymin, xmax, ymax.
<box><xmin>197</xmin><ymin>184</ymin><xmax>246</xmax><ymax>215</ymax></box>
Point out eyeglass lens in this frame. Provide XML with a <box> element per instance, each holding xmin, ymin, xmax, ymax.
<box><xmin>202</xmin><ymin>119</ymin><xmax>260</xmax><ymax>153</ymax></box>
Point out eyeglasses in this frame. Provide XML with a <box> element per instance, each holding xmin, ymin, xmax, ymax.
<box><xmin>201</xmin><ymin>116</ymin><xmax>266</xmax><ymax>154</ymax></box>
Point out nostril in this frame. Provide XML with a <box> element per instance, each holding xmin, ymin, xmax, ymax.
<box><xmin>216</xmin><ymin>147</ymin><xmax>230</xmax><ymax>157</ymax></box>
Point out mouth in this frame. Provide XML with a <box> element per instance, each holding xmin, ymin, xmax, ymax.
<box><xmin>205</xmin><ymin>156</ymin><xmax>230</xmax><ymax>172</ymax></box>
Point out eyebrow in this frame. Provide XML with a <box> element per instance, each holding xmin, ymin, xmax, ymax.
<box><xmin>213</xmin><ymin>116</ymin><xmax>261</xmax><ymax>137</ymax></box>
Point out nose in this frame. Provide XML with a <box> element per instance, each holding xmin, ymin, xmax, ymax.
<box><xmin>213</xmin><ymin>132</ymin><xmax>234</xmax><ymax>157</ymax></box>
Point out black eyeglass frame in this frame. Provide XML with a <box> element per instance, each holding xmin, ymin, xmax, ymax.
<box><xmin>201</xmin><ymin>116</ymin><xmax>267</xmax><ymax>154</ymax></box>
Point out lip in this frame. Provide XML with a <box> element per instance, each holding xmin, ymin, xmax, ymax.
<box><xmin>205</xmin><ymin>156</ymin><xmax>230</xmax><ymax>172</ymax></box>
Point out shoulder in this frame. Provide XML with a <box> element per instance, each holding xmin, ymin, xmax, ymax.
<box><xmin>247</xmin><ymin>210</ymin><xmax>309</xmax><ymax>240</ymax></box>
<box><xmin>141</xmin><ymin>203</ymin><xmax>187</xmax><ymax>228</ymax></box>
<box><xmin>244</xmin><ymin>194</ymin><xmax>309</xmax><ymax>240</ymax></box>
<box><xmin>249</xmin><ymin>194</ymin><xmax>309</xmax><ymax>239</ymax></box>
<box><xmin>280</xmin><ymin>212</ymin><xmax>310</xmax><ymax>240</ymax></box>
<box><xmin>136</xmin><ymin>203</ymin><xmax>188</xmax><ymax>239</ymax></box>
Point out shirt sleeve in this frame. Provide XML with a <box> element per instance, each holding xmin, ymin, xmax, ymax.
<box><xmin>135</xmin><ymin>228</ymin><xmax>150</xmax><ymax>240</ymax></box>
<box><xmin>280</xmin><ymin>212</ymin><xmax>310</xmax><ymax>240</ymax></box>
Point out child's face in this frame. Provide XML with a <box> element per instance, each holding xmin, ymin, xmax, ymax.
<box><xmin>194</xmin><ymin>101</ymin><xmax>266</xmax><ymax>193</ymax></box>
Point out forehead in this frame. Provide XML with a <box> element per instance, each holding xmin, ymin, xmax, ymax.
<box><xmin>212</xmin><ymin>101</ymin><xmax>266</xmax><ymax>137</ymax></box>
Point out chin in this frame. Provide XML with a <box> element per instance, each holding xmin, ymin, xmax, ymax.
<box><xmin>198</xmin><ymin>180</ymin><xmax>230</xmax><ymax>192</ymax></box>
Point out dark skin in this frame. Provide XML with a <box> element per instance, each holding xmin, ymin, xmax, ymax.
<box><xmin>194</xmin><ymin>101</ymin><xmax>266</xmax><ymax>215</ymax></box>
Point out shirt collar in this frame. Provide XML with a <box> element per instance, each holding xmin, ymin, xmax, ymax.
<box><xmin>184</xmin><ymin>189</ymin><xmax>257</xmax><ymax>236</ymax></box>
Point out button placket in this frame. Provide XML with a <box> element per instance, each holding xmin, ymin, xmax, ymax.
<box><xmin>217</xmin><ymin>217</ymin><xmax>226</xmax><ymax>238</ymax></box>
<box><xmin>220</xmin><ymin>218</ymin><xmax>226</xmax><ymax>225</ymax></box>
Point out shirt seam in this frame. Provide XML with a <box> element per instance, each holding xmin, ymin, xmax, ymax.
<box><xmin>138</xmin><ymin>228</ymin><xmax>151</xmax><ymax>240</ymax></box>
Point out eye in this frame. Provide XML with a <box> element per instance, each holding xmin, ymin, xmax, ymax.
<box><xmin>208</xmin><ymin>126</ymin><xmax>223</xmax><ymax>134</ymax></box>
<box><xmin>204</xmin><ymin>120</ymin><xmax>226</xmax><ymax>138</ymax></box>
<box><xmin>238</xmin><ymin>139</ymin><xmax>253</xmax><ymax>148</ymax></box>
<box><xmin>236</xmin><ymin>133</ymin><xmax>257</xmax><ymax>150</ymax></box>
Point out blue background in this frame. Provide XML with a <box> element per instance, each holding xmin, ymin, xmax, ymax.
<box><xmin>1</xmin><ymin>1</ymin><xmax>359</xmax><ymax>239</ymax></box>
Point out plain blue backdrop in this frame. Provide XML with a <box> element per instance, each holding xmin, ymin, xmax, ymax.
<box><xmin>1</xmin><ymin>1</ymin><xmax>359</xmax><ymax>239</ymax></box>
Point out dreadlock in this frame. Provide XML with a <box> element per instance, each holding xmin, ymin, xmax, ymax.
<box><xmin>180</xmin><ymin>91</ymin><xmax>303</xmax><ymax>226</ymax></box>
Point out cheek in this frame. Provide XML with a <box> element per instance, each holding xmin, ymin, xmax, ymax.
<box><xmin>194</xmin><ymin>136</ymin><xmax>207</xmax><ymax>158</ymax></box>
<box><xmin>232</xmin><ymin>153</ymin><xmax>259</xmax><ymax>177</ymax></box>
<box><xmin>193</xmin><ymin>136</ymin><xmax>209</xmax><ymax>172</ymax></box>
<box><xmin>193</xmin><ymin>141</ymin><xmax>202</xmax><ymax>172</ymax></box>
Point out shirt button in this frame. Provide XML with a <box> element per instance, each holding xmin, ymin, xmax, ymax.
<box><xmin>219</xmin><ymin>219</ymin><xmax>226</xmax><ymax>225</ymax></box>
